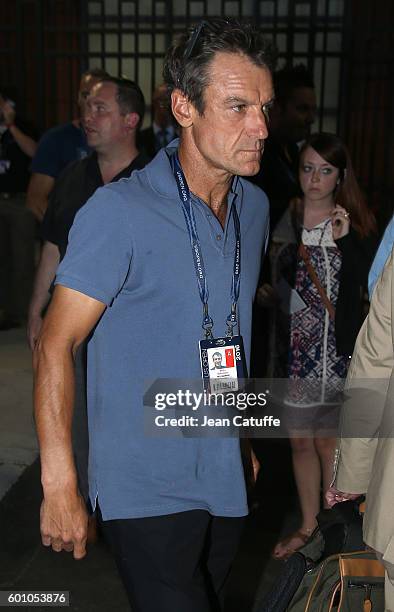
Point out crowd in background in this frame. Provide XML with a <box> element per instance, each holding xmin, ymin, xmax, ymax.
<box><xmin>1</xmin><ymin>29</ymin><xmax>394</xmax><ymax>606</ymax></box>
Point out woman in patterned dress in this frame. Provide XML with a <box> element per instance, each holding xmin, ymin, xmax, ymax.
<box><xmin>262</xmin><ymin>133</ymin><xmax>377</xmax><ymax>560</ymax></box>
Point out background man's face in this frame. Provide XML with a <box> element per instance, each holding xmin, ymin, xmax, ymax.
<box><xmin>84</xmin><ymin>82</ymin><xmax>132</xmax><ymax>151</ymax></box>
<box><xmin>280</xmin><ymin>86</ymin><xmax>317</xmax><ymax>143</ymax></box>
<box><xmin>187</xmin><ymin>52</ymin><xmax>274</xmax><ymax>177</ymax></box>
<box><xmin>152</xmin><ymin>84</ymin><xmax>172</xmax><ymax>128</ymax></box>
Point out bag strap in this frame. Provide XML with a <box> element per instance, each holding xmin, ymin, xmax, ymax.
<box><xmin>298</xmin><ymin>243</ymin><xmax>335</xmax><ymax>320</ymax></box>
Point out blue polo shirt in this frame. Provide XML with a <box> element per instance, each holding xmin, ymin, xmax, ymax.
<box><xmin>56</xmin><ymin>141</ymin><xmax>269</xmax><ymax>520</ymax></box>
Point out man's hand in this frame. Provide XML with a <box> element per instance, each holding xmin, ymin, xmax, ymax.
<box><xmin>325</xmin><ymin>486</ymin><xmax>364</xmax><ymax>508</ymax></box>
<box><xmin>40</xmin><ymin>489</ymin><xmax>88</xmax><ymax>559</ymax></box>
<box><xmin>250</xmin><ymin>448</ymin><xmax>260</xmax><ymax>483</ymax></box>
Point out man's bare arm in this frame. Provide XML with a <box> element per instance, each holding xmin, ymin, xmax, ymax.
<box><xmin>27</xmin><ymin>241</ymin><xmax>60</xmax><ymax>350</ymax></box>
<box><xmin>8</xmin><ymin>124</ymin><xmax>37</xmax><ymax>158</ymax></box>
<box><xmin>34</xmin><ymin>285</ymin><xmax>106</xmax><ymax>558</ymax></box>
<box><xmin>26</xmin><ymin>173</ymin><xmax>55</xmax><ymax>222</ymax></box>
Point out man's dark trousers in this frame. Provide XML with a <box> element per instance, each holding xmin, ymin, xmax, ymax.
<box><xmin>100</xmin><ymin>509</ymin><xmax>245</xmax><ymax>611</ymax></box>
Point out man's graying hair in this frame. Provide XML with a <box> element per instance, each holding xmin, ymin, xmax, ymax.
<box><xmin>163</xmin><ymin>17</ymin><xmax>276</xmax><ymax>115</ymax></box>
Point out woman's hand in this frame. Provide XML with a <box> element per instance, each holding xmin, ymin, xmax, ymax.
<box><xmin>331</xmin><ymin>205</ymin><xmax>351</xmax><ymax>240</ymax></box>
<box><xmin>326</xmin><ymin>486</ymin><xmax>364</xmax><ymax>508</ymax></box>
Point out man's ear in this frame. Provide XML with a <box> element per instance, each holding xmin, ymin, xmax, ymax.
<box><xmin>171</xmin><ymin>89</ymin><xmax>194</xmax><ymax>128</ymax></box>
<box><xmin>124</xmin><ymin>112</ymin><xmax>140</xmax><ymax>130</ymax></box>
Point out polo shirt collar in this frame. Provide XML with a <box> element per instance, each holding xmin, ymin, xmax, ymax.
<box><xmin>86</xmin><ymin>151</ymin><xmax>145</xmax><ymax>185</ymax></box>
<box><xmin>145</xmin><ymin>138</ymin><xmax>244</xmax><ymax>212</ymax></box>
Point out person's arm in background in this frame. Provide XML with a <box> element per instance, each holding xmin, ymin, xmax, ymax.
<box><xmin>26</xmin><ymin>173</ymin><xmax>55</xmax><ymax>222</ymax></box>
<box><xmin>27</xmin><ymin>241</ymin><xmax>60</xmax><ymax>350</ymax></box>
<box><xmin>368</xmin><ymin>215</ymin><xmax>394</xmax><ymax>298</ymax></box>
<box><xmin>7</xmin><ymin>125</ymin><xmax>37</xmax><ymax>158</ymax></box>
<box><xmin>26</xmin><ymin>126</ymin><xmax>63</xmax><ymax>221</ymax></box>
<box><xmin>27</xmin><ymin>169</ymin><xmax>70</xmax><ymax>348</ymax></box>
<box><xmin>0</xmin><ymin>95</ymin><xmax>37</xmax><ymax>158</ymax></box>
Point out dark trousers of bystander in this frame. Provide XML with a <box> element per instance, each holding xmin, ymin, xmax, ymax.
<box><xmin>100</xmin><ymin>508</ymin><xmax>245</xmax><ymax>612</ymax></box>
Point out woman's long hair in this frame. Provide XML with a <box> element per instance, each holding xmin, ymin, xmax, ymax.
<box><xmin>299</xmin><ymin>133</ymin><xmax>376</xmax><ymax>238</ymax></box>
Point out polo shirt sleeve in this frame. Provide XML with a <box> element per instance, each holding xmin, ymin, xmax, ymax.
<box><xmin>30</xmin><ymin>128</ymin><xmax>62</xmax><ymax>177</ymax></box>
<box><xmin>55</xmin><ymin>186</ymin><xmax>133</xmax><ymax>306</ymax></box>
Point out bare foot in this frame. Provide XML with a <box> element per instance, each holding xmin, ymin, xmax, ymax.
<box><xmin>272</xmin><ymin>528</ymin><xmax>314</xmax><ymax>561</ymax></box>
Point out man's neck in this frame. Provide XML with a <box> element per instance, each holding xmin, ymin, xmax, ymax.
<box><xmin>97</xmin><ymin>143</ymin><xmax>139</xmax><ymax>184</ymax></box>
<box><xmin>178</xmin><ymin>135</ymin><xmax>232</xmax><ymax>226</ymax></box>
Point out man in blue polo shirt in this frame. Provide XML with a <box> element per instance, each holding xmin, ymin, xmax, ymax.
<box><xmin>34</xmin><ymin>18</ymin><xmax>274</xmax><ymax>611</ymax></box>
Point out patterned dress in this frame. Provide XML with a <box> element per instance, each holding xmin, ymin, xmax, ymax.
<box><xmin>270</xmin><ymin>215</ymin><xmax>349</xmax><ymax>408</ymax></box>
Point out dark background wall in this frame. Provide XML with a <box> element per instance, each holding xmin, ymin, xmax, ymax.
<box><xmin>342</xmin><ymin>0</ymin><xmax>394</xmax><ymax>228</ymax></box>
<box><xmin>1</xmin><ymin>0</ymin><xmax>393</xmax><ymax>225</ymax></box>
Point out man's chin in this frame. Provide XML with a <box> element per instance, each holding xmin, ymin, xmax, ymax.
<box><xmin>238</xmin><ymin>160</ymin><xmax>262</xmax><ymax>177</ymax></box>
<box><xmin>86</xmin><ymin>136</ymin><xmax>98</xmax><ymax>147</ymax></box>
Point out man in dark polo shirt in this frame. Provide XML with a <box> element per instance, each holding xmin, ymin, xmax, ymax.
<box><xmin>28</xmin><ymin>77</ymin><xmax>147</xmax><ymax>348</ymax></box>
<box><xmin>27</xmin><ymin>77</ymin><xmax>147</xmax><ymax>510</ymax></box>
<box><xmin>26</xmin><ymin>68</ymin><xmax>109</xmax><ymax>222</ymax></box>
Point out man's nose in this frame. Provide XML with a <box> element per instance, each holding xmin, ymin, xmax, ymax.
<box><xmin>249</xmin><ymin>109</ymin><xmax>269</xmax><ymax>140</ymax></box>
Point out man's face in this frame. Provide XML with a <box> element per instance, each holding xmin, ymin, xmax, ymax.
<box><xmin>152</xmin><ymin>84</ymin><xmax>172</xmax><ymax>128</ymax></box>
<box><xmin>184</xmin><ymin>52</ymin><xmax>274</xmax><ymax>177</ymax></box>
<box><xmin>280</xmin><ymin>87</ymin><xmax>317</xmax><ymax>143</ymax></box>
<box><xmin>83</xmin><ymin>82</ymin><xmax>132</xmax><ymax>151</ymax></box>
<box><xmin>213</xmin><ymin>354</ymin><xmax>223</xmax><ymax>368</ymax></box>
